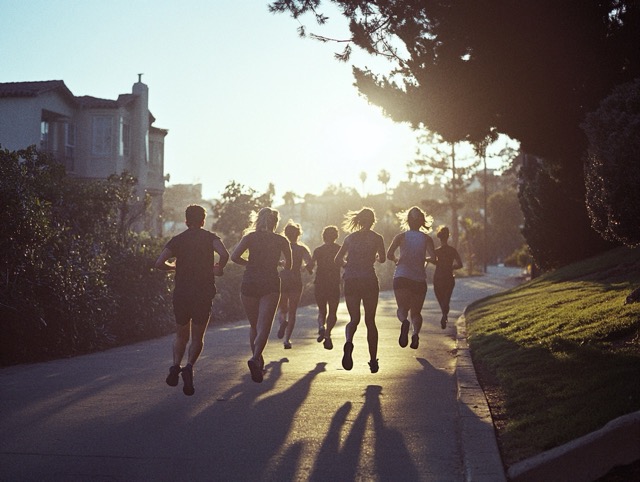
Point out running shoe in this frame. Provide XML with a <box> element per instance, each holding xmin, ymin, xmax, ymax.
<box><xmin>399</xmin><ymin>320</ymin><xmax>410</xmax><ymax>348</ymax></box>
<box><xmin>440</xmin><ymin>315</ymin><xmax>447</xmax><ymax>330</ymax></box>
<box><xmin>369</xmin><ymin>359</ymin><xmax>379</xmax><ymax>373</ymax></box>
<box><xmin>166</xmin><ymin>365</ymin><xmax>181</xmax><ymax>387</ymax></box>
<box><xmin>323</xmin><ymin>336</ymin><xmax>333</xmax><ymax>350</ymax></box>
<box><xmin>410</xmin><ymin>334</ymin><xmax>419</xmax><ymax>349</ymax></box>
<box><xmin>342</xmin><ymin>341</ymin><xmax>354</xmax><ymax>370</ymax></box>
<box><xmin>317</xmin><ymin>325</ymin><xmax>325</xmax><ymax>342</ymax></box>
<box><xmin>277</xmin><ymin>321</ymin><xmax>288</xmax><ymax>339</ymax></box>
<box><xmin>181</xmin><ymin>364</ymin><xmax>195</xmax><ymax>396</ymax></box>
<box><xmin>284</xmin><ymin>341</ymin><xmax>292</xmax><ymax>349</ymax></box>
<box><xmin>248</xmin><ymin>358</ymin><xmax>263</xmax><ymax>383</ymax></box>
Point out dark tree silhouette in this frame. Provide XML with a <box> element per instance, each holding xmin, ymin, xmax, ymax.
<box><xmin>582</xmin><ymin>78</ymin><xmax>640</xmax><ymax>247</ymax></box>
<box><xmin>269</xmin><ymin>0</ymin><xmax>640</xmax><ymax>267</ymax></box>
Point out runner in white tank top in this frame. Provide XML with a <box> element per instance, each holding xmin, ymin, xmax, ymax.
<box><xmin>387</xmin><ymin>207</ymin><xmax>436</xmax><ymax>349</ymax></box>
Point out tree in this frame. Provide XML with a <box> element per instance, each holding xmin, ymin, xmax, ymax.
<box><xmin>377</xmin><ymin>169</ymin><xmax>391</xmax><ymax>194</ymax></box>
<box><xmin>582</xmin><ymin>78</ymin><xmax>640</xmax><ymax>247</ymax></box>
<box><xmin>409</xmin><ymin>131</ymin><xmax>479</xmax><ymax>247</ymax></box>
<box><xmin>212</xmin><ymin>181</ymin><xmax>275</xmax><ymax>245</ymax></box>
<box><xmin>518</xmin><ymin>153</ymin><xmax>612</xmax><ymax>270</ymax></box>
<box><xmin>487</xmin><ymin>189</ymin><xmax>526</xmax><ymax>263</ymax></box>
<box><xmin>359</xmin><ymin>171</ymin><xmax>367</xmax><ymax>197</ymax></box>
<box><xmin>0</xmin><ymin>147</ymin><xmax>173</xmax><ymax>364</ymax></box>
<box><xmin>269</xmin><ymin>0</ymin><xmax>640</xmax><ymax>267</ymax></box>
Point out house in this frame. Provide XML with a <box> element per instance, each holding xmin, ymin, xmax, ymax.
<box><xmin>0</xmin><ymin>76</ymin><xmax>167</xmax><ymax>236</ymax></box>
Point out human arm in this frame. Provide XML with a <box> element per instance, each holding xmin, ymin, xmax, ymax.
<box><xmin>334</xmin><ymin>236</ymin><xmax>349</xmax><ymax>268</ymax></box>
<box><xmin>155</xmin><ymin>247</ymin><xmax>175</xmax><ymax>271</ymax></box>
<box><xmin>280</xmin><ymin>236</ymin><xmax>293</xmax><ymax>270</ymax></box>
<box><xmin>230</xmin><ymin>235</ymin><xmax>250</xmax><ymax>266</ymax></box>
<box><xmin>386</xmin><ymin>233</ymin><xmax>403</xmax><ymax>264</ymax></box>
<box><xmin>213</xmin><ymin>238</ymin><xmax>230</xmax><ymax>276</ymax></box>
<box><xmin>302</xmin><ymin>246</ymin><xmax>312</xmax><ymax>274</ymax></box>
<box><xmin>452</xmin><ymin>248</ymin><xmax>463</xmax><ymax>270</ymax></box>
<box><xmin>305</xmin><ymin>249</ymin><xmax>317</xmax><ymax>274</ymax></box>
<box><xmin>425</xmin><ymin>236</ymin><xmax>437</xmax><ymax>265</ymax></box>
<box><xmin>376</xmin><ymin>233</ymin><xmax>386</xmax><ymax>264</ymax></box>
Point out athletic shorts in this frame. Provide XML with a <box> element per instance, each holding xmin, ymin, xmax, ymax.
<box><xmin>314</xmin><ymin>282</ymin><xmax>341</xmax><ymax>304</ymax></box>
<box><xmin>393</xmin><ymin>277</ymin><xmax>428</xmax><ymax>297</ymax></box>
<box><xmin>173</xmin><ymin>292</ymin><xmax>214</xmax><ymax>326</ymax></box>
<box><xmin>343</xmin><ymin>277</ymin><xmax>379</xmax><ymax>299</ymax></box>
<box><xmin>241</xmin><ymin>279</ymin><xmax>280</xmax><ymax>298</ymax></box>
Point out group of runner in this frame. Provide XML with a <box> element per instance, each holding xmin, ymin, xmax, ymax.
<box><xmin>156</xmin><ymin>204</ymin><xmax>462</xmax><ymax>394</ymax></box>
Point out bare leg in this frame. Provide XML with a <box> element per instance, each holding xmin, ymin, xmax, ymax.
<box><xmin>344</xmin><ymin>295</ymin><xmax>362</xmax><ymax>342</ymax></box>
<box><xmin>253</xmin><ymin>292</ymin><xmax>280</xmax><ymax>360</ymax></box>
<box><xmin>394</xmin><ymin>287</ymin><xmax>411</xmax><ymax>322</ymax></box>
<box><xmin>326</xmin><ymin>297</ymin><xmax>339</xmax><ymax>337</ymax></box>
<box><xmin>173</xmin><ymin>323</ymin><xmax>190</xmax><ymax>367</ymax></box>
<box><xmin>362</xmin><ymin>291</ymin><xmax>379</xmax><ymax>362</ymax></box>
<box><xmin>187</xmin><ymin>320</ymin><xmax>210</xmax><ymax>365</ymax></box>
<box><xmin>284</xmin><ymin>286</ymin><xmax>303</xmax><ymax>344</ymax></box>
<box><xmin>409</xmin><ymin>290</ymin><xmax>426</xmax><ymax>335</ymax></box>
<box><xmin>241</xmin><ymin>294</ymin><xmax>260</xmax><ymax>354</ymax></box>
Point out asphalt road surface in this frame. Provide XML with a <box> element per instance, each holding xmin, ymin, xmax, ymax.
<box><xmin>0</xmin><ymin>267</ymin><xmax>522</xmax><ymax>482</ymax></box>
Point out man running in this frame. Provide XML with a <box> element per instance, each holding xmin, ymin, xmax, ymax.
<box><xmin>155</xmin><ymin>204</ymin><xmax>229</xmax><ymax>396</ymax></box>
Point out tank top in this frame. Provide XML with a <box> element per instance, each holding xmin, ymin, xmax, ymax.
<box><xmin>393</xmin><ymin>230</ymin><xmax>429</xmax><ymax>282</ymax></box>
<box><xmin>342</xmin><ymin>230</ymin><xmax>381</xmax><ymax>280</ymax></box>
<box><xmin>243</xmin><ymin>231</ymin><xmax>285</xmax><ymax>285</ymax></box>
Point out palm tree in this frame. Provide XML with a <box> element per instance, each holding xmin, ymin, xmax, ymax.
<box><xmin>378</xmin><ymin>169</ymin><xmax>391</xmax><ymax>195</ymax></box>
<box><xmin>359</xmin><ymin>171</ymin><xmax>367</xmax><ymax>197</ymax></box>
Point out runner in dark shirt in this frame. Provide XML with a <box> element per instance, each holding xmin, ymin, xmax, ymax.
<box><xmin>306</xmin><ymin>225</ymin><xmax>341</xmax><ymax>350</ymax></box>
<box><xmin>155</xmin><ymin>204</ymin><xmax>229</xmax><ymax>396</ymax></box>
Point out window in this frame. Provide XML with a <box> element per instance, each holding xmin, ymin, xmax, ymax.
<box><xmin>40</xmin><ymin>121</ymin><xmax>50</xmax><ymax>150</ymax></box>
<box><xmin>120</xmin><ymin>117</ymin><xmax>130</xmax><ymax>157</ymax></box>
<box><xmin>64</xmin><ymin>122</ymin><xmax>76</xmax><ymax>170</ymax></box>
<box><xmin>92</xmin><ymin>116</ymin><xmax>112</xmax><ymax>156</ymax></box>
<box><xmin>149</xmin><ymin>140</ymin><xmax>162</xmax><ymax>165</ymax></box>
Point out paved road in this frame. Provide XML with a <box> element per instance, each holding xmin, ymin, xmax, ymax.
<box><xmin>0</xmin><ymin>267</ymin><xmax>522</xmax><ymax>482</ymax></box>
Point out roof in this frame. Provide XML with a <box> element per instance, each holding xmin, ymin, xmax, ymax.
<box><xmin>0</xmin><ymin>80</ymin><xmax>165</xmax><ymax>128</ymax></box>
<box><xmin>0</xmin><ymin>80</ymin><xmax>75</xmax><ymax>101</ymax></box>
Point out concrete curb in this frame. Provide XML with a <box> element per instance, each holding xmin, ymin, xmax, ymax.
<box><xmin>507</xmin><ymin>411</ymin><xmax>640</xmax><ymax>482</ymax></box>
<box><xmin>456</xmin><ymin>313</ymin><xmax>507</xmax><ymax>482</ymax></box>
<box><xmin>456</xmin><ymin>311</ymin><xmax>640</xmax><ymax>482</ymax></box>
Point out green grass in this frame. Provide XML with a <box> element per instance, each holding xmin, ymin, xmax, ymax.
<box><xmin>465</xmin><ymin>246</ymin><xmax>640</xmax><ymax>466</ymax></box>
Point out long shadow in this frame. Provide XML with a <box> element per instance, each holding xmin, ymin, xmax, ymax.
<box><xmin>176</xmin><ymin>360</ymin><xmax>328</xmax><ymax>481</ymax></box>
<box><xmin>310</xmin><ymin>385</ymin><xmax>420</xmax><ymax>482</ymax></box>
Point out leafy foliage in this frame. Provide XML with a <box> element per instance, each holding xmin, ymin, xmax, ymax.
<box><xmin>270</xmin><ymin>0</ymin><xmax>640</xmax><ymax>268</ymax></box>
<box><xmin>211</xmin><ymin>181</ymin><xmax>275</xmax><ymax>246</ymax></box>
<box><xmin>582</xmin><ymin>78</ymin><xmax>640</xmax><ymax>247</ymax></box>
<box><xmin>518</xmin><ymin>154</ymin><xmax>613</xmax><ymax>270</ymax></box>
<box><xmin>0</xmin><ymin>147</ymin><xmax>173</xmax><ymax>365</ymax></box>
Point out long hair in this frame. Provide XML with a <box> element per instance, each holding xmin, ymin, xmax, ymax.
<box><xmin>397</xmin><ymin>206</ymin><xmax>433</xmax><ymax>232</ymax></box>
<box><xmin>246</xmin><ymin>207</ymin><xmax>279</xmax><ymax>234</ymax></box>
<box><xmin>342</xmin><ymin>207</ymin><xmax>376</xmax><ymax>233</ymax></box>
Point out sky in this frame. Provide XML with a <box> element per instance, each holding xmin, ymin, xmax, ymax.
<box><xmin>1</xmin><ymin>0</ymin><xmax>427</xmax><ymax>202</ymax></box>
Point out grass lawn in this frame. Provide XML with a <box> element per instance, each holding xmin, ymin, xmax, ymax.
<box><xmin>465</xmin><ymin>246</ymin><xmax>640</xmax><ymax>468</ymax></box>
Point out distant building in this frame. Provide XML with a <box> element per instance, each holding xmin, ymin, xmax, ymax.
<box><xmin>0</xmin><ymin>77</ymin><xmax>167</xmax><ymax>236</ymax></box>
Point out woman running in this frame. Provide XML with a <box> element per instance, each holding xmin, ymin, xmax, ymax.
<box><xmin>334</xmin><ymin>207</ymin><xmax>386</xmax><ymax>373</ymax></box>
<box><xmin>231</xmin><ymin>207</ymin><xmax>292</xmax><ymax>383</ymax></box>
<box><xmin>432</xmin><ymin>226</ymin><xmax>463</xmax><ymax>329</ymax></box>
<box><xmin>387</xmin><ymin>206</ymin><xmax>436</xmax><ymax>349</ymax></box>
<box><xmin>306</xmin><ymin>225</ymin><xmax>342</xmax><ymax>350</ymax></box>
<box><xmin>276</xmin><ymin>220</ymin><xmax>311</xmax><ymax>349</ymax></box>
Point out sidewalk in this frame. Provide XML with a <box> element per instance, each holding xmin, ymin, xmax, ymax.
<box><xmin>0</xmin><ymin>267</ymin><xmax>520</xmax><ymax>481</ymax></box>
